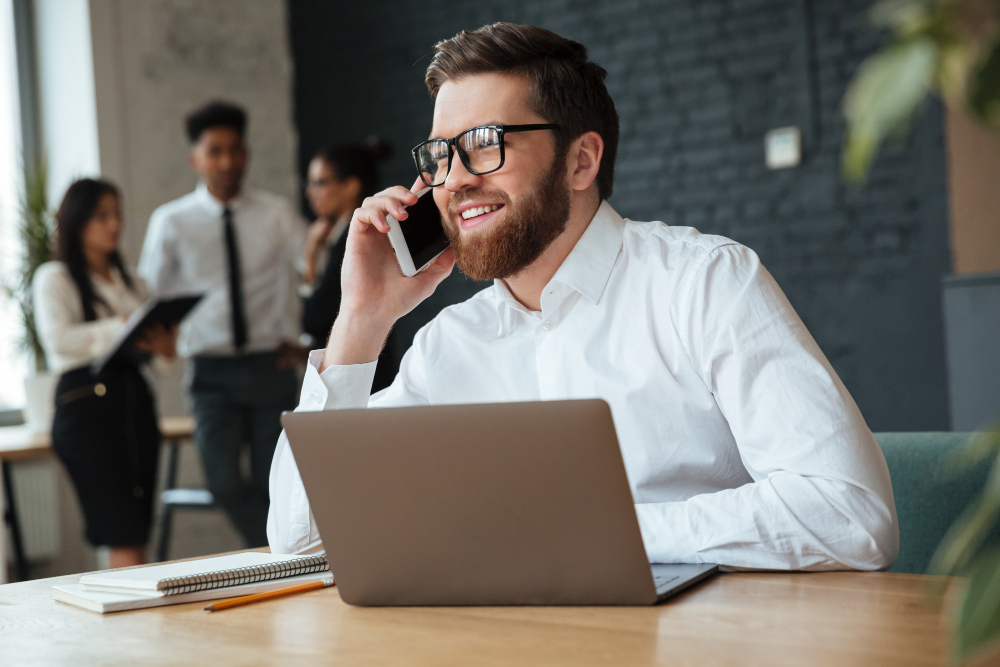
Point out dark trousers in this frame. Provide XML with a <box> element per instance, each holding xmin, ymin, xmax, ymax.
<box><xmin>188</xmin><ymin>352</ymin><xmax>298</xmax><ymax>547</ymax></box>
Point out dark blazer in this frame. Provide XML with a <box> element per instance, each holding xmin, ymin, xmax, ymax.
<box><xmin>302</xmin><ymin>233</ymin><xmax>348</xmax><ymax>346</ymax></box>
<box><xmin>302</xmin><ymin>233</ymin><xmax>397</xmax><ymax>392</ymax></box>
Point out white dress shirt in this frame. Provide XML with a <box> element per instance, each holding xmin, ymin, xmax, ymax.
<box><xmin>138</xmin><ymin>183</ymin><xmax>306</xmax><ymax>357</ymax></box>
<box><xmin>32</xmin><ymin>261</ymin><xmax>149</xmax><ymax>374</ymax></box>
<box><xmin>267</xmin><ymin>201</ymin><xmax>899</xmax><ymax>571</ymax></box>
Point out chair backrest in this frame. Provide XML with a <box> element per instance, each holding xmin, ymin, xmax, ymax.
<box><xmin>875</xmin><ymin>432</ymin><xmax>1000</xmax><ymax>574</ymax></box>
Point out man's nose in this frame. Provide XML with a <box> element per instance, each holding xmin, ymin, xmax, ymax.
<box><xmin>444</xmin><ymin>153</ymin><xmax>480</xmax><ymax>192</ymax></box>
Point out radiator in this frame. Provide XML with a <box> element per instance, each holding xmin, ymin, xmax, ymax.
<box><xmin>6</xmin><ymin>459</ymin><xmax>60</xmax><ymax>560</ymax></box>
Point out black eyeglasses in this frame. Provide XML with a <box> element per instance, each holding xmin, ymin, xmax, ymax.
<box><xmin>412</xmin><ymin>124</ymin><xmax>561</xmax><ymax>188</ymax></box>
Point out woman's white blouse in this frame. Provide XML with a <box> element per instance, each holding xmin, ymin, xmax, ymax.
<box><xmin>32</xmin><ymin>261</ymin><xmax>148</xmax><ymax>374</ymax></box>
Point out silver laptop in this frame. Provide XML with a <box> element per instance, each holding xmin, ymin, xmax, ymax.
<box><xmin>281</xmin><ymin>398</ymin><xmax>717</xmax><ymax>606</ymax></box>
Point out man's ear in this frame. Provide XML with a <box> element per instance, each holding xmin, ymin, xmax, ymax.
<box><xmin>188</xmin><ymin>148</ymin><xmax>198</xmax><ymax>171</ymax></box>
<box><xmin>567</xmin><ymin>131</ymin><xmax>603</xmax><ymax>193</ymax></box>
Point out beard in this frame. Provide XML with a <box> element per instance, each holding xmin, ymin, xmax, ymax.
<box><xmin>444</xmin><ymin>157</ymin><xmax>571</xmax><ymax>282</ymax></box>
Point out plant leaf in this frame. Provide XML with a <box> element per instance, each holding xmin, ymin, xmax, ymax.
<box><xmin>954</xmin><ymin>547</ymin><xmax>1000</xmax><ymax>662</ymax></box>
<box><xmin>842</xmin><ymin>36</ymin><xmax>938</xmax><ymax>183</ymax></box>
<box><xmin>870</xmin><ymin>0</ymin><xmax>931</xmax><ymax>32</ymax></box>
<box><xmin>931</xmin><ymin>450</ymin><xmax>1000</xmax><ymax>580</ymax></box>
<box><xmin>946</xmin><ymin>422</ymin><xmax>1000</xmax><ymax>476</ymax></box>
<box><xmin>969</xmin><ymin>38</ymin><xmax>1000</xmax><ymax>129</ymax></box>
<box><xmin>6</xmin><ymin>158</ymin><xmax>52</xmax><ymax>371</ymax></box>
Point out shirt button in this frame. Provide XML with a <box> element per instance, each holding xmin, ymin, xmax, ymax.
<box><xmin>310</xmin><ymin>391</ymin><xmax>323</xmax><ymax>404</ymax></box>
<box><xmin>542</xmin><ymin>321</ymin><xmax>552</xmax><ymax>331</ymax></box>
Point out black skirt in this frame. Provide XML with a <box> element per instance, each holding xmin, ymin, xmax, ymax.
<box><xmin>51</xmin><ymin>363</ymin><xmax>161</xmax><ymax>547</ymax></box>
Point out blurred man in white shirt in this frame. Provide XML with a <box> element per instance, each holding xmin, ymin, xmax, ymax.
<box><xmin>268</xmin><ymin>24</ymin><xmax>898</xmax><ymax>570</ymax></box>
<box><xmin>140</xmin><ymin>101</ymin><xmax>305</xmax><ymax>547</ymax></box>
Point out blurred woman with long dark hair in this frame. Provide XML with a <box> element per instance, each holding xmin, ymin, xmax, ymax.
<box><xmin>32</xmin><ymin>178</ymin><xmax>177</xmax><ymax>568</ymax></box>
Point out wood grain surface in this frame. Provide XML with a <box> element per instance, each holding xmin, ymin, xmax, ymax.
<box><xmin>0</xmin><ymin>563</ymin><xmax>971</xmax><ymax>666</ymax></box>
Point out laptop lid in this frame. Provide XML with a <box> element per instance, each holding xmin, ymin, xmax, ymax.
<box><xmin>282</xmin><ymin>399</ymin><xmax>662</xmax><ymax>606</ymax></box>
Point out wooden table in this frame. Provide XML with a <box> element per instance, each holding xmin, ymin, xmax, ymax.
<box><xmin>0</xmin><ymin>417</ymin><xmax>195</xmax><ymax>584</ymax></box>
<box><xmin>0</xmin><ymin>565</ymin><xmax>977</xmax><ymax>666</ymax></box>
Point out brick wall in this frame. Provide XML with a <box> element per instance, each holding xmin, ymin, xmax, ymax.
<box><xmin>287</xmin><ymin>0</ymin><xmax>951</xmax><ymax>431</ymax></box>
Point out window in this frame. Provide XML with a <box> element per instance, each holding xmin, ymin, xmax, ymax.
<box><xmin>0</xmin><ymin>0</ymin><xmax>27</xmax><ymax>411</ymax></box>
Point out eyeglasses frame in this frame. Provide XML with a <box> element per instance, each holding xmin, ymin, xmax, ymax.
<box><xmin>412</xmin><ymin>124</ymin><xmax>561</xmax><ymax>188</ymax></box>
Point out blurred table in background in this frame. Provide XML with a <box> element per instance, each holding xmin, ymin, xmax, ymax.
<box><xmin>0</xmin><ymin>416</ymin><xmax>195</xmax><ymax>584</ymax></box>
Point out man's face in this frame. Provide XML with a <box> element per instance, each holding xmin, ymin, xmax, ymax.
<box><xmin>189</xmin><ymin>127</ymin><xmax>248</xmax><ymax>200</ymax></box>
<box><xmin>430</xmin><ymin>73</ymin><xmax>571</xmax><ymax>281</ymax></box>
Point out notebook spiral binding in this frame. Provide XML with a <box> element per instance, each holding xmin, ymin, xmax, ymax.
<box><xmin>157</xmin><ymin>555</ymin><xmax>330</xmax><ymax>595</ymax></box>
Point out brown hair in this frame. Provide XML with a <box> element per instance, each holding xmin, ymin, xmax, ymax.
<box><xmin>425</xmin><ymin>23</ymin><xmax>619</xmax><ymax>201</ymax></box>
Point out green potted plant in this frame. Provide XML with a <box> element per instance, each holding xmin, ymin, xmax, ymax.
<box><xmin>842</xmin><ymin>1</ymin><xmax>1000</xmax><ymax>662</ymax></box>
<box><xmin>4</xmin><ymin>160</ymin><xmax>55</xmax><ymax>429</ymax></box>
<box><xmin>842</xmin><ymin>0</ymin><xmax>1000</xmax><ymax>183</ymax></box>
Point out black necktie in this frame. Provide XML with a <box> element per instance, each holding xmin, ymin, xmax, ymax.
<box><xmin>223</xmin><ymin>207</ymin><xmax>248</xmax><ymax>350</ymax></box>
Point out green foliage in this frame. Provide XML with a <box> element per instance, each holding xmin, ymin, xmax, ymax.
<box><xmin>2</xmin><ymin>160</ymin><xmax>53</xmax><ymax>371</ymax></box>
<box><xmin>969</xmin><ymin>39</ymin><xmax>1000</xmax><ymax>121</ymax></box>
<box><xmin>843</xmin><ymin>0</ymin><xmax>1000</xmax><ymax>183</ymax></box>
<box><xmin>930</xmin><ymin>423</ymin><xmax>1000</xmax><ymax>662</ymax></box>
<box><xmin>955</xmin><ymin>548</ymin><xmax>1000</xmax><ymax>660</ymax></box>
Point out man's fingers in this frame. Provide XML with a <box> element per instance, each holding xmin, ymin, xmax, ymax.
<box><xmin>354</xmin><ymin>206</ymin><xmax>390</xmax><ymax>233</ymax></box>
<box><xmin>355</xmin><ymin>186</ymin><xmax>420</xmax><ymax>233</ymax></box>
<box><xmin>388</xmin><ymin>185</ymin><xmax>419</xmax><ymax>204</ymax></box>
<box><xmin>416</xmin><ymin>248</ymin><xmax>455</xmax><ymax>287</ymax></box>
<box><xmin>433</xmin><ymin>247</ymin><xmax>455</xmax><ymax>270</ymax></box>
<box><xmin>411</xmin><ymin>177</ymin><xmax>427</xmax><ymax>193</ymax></box>
<box><xmin>369</xmin><ymin>209</ymin><xmax>390</xmax><ymax>232</ymax></box>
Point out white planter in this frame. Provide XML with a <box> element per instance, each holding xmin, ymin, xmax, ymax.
<box><xmin>23</xmin><ymin>372</ymin><xmax>58</xmax><ymax>432</ymax></box>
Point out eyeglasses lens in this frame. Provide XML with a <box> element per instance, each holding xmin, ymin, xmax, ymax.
<box><xmin>416</xmin><ymin>127</ymin><xmax>503</xmax><ymax>186</ymax></box>
<box><xmin>416</xmin><ymin>140</ymin><xmax>450</xmax><ymax>187</ymax></box>
<box><xmin>459</xmin><ymin>127</ymin><xmax>502</xmax><ymax>175</ymax></box>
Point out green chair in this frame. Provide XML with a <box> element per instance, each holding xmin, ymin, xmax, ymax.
<box><xmin>875</xmin><ymin>432</ymin><xmax>1000</xmax><ymax>574</ymax></box>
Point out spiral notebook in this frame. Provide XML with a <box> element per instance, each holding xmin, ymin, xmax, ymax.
<box><xmin>78</xmin><ymin>552</ymin><xmax>329</xmax><ymax>596</ymax></box>
<box><xmin>54</xmin><ymin>572</ymin><xmax>334</xmax><ymax>614</ymax></box>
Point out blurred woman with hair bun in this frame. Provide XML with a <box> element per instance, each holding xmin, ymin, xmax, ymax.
<box><xmin>300</xmin><ymin>138</ymin><xmax>396</xmax><ymax>390</ymax></box>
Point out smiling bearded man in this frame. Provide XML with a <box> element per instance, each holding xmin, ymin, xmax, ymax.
<box><xmin>267</xmin><ymin>22</ymin><xmax>898</xmax><ymax>573</ymax></box>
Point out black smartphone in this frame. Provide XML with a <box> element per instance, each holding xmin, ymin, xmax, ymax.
<box><xmin>385</xmin><ymin>188</ymin><xmax>450</xmax><ymax>276</ymax></box>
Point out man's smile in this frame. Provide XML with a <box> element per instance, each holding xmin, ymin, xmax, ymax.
<box><xmin>455</xmin><ymin>201</ymin><xmax>505</xmax><ymax>230</ymax></box>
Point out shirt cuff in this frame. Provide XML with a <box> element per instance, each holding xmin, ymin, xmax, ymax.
<box><xmin>150</xmin><ymin>355</ymin><xmax>177</xmax><ymax>377</ymax></box>
<box><xmin>634</xmin><ymin>501</ymin><xmax>702</xmax><ymax>564</ymax></box>
<box><xmin>297</xmin><ymin>349</ymin><xmax>377</xmax><ymax>411</ymax></box>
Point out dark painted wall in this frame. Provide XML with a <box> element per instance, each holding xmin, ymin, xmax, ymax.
<box><xmin>287</xmin><ymin>0</ymin><xmax>952</xmax><ymax>431</ymax></box>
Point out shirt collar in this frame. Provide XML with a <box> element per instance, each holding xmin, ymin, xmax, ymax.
<box><xmin>195</xmin><ymin>182</ymin><xmax>246</xmax><ymax>216</ymax></box>
<box><xmin>491</xmin><ymin>200</ymin><xmax>625</xmax><ymax>333</ymax></box>
<box><xmin>548</xmin><ymin>200</ymin><xmax>624</xmax><ymax>306</ymax></box>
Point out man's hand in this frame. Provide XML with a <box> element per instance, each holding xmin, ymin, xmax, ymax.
<box><xmin>321</xmin><ymin>181</ymin><xmax>454</xmax><ymax>371</ymax></box>
<box><xmin>276</xmin><ymin>341</ymin><xmax>310</xmax><ymax>369</ymax></box>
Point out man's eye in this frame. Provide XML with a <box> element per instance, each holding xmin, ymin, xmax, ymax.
<box><xmin>465</xmin><ymin>139</ymin><xmax>496</xmax><ymax>152</ymax></box>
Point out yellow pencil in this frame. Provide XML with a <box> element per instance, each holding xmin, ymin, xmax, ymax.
<box><xmin>204</xmin><ymin>578</ymin><xmax>333</xmax><ymax>612</ymax></box>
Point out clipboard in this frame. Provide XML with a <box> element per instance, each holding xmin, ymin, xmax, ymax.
<box><xmin>90</xmin><ymin>294</ymin><xmax>203</xmax><ymax>376</ymax></box>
